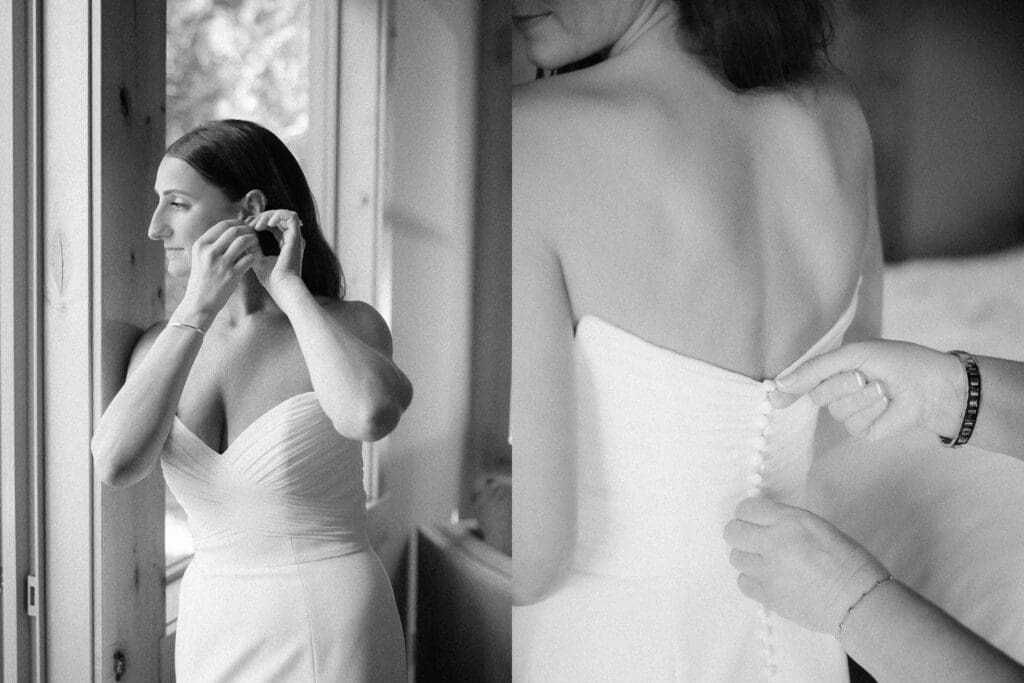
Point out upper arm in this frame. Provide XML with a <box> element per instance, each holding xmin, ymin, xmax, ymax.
<box><xmin>512</xmin><ymin>94</ymin><xmax>580</xmax><ymax>603</ymax></box>
<box><xmin>325</xmin><ymin>300</ymin><xmax>411</xmax><ymax>414</ymax></box>
<box><xmin>327</xmin><ymin>300</ymin><xmax>394</xmax><ymax>357</ymax></box>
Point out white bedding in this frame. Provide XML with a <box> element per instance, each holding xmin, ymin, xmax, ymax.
<box><xmin>811</xmin><ymin>246</ymin><xmax>1024</xmax><ymax>662</ymax></box>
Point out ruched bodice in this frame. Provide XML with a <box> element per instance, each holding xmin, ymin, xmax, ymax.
<box><xmin>514</xmin><ymin>283</ymin><xmax>860</xmax><ymax>682</ymax></box>
<box><xmin>161</xmin><ymin>391</ymin><xmax>404</xmax><ymax>682</ymax></box>
<box><xmin>162</xmin><ymin>392</ymin><xmax>368</xmax><ymax>569</ymax></box>
<box><xmin>572</xmin><ymin>317</ymin><xmax>823</xmax><ymax>579</ymax></box>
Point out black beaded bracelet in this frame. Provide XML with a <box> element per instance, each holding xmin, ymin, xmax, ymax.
<box><xmin>938</xmin><ymin>350</ymin><xmax>981</xmax><ymax>448</ymax></box>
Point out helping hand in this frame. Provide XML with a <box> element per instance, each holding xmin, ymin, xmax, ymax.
<box><xmin>723</xmin><ymin>496</ymin><xmax>890</xmax><ymax>636</ymax></box>
<box><xmin>245</xmin><ymin>209</ymin><xmax>306</xmax><ymax>298</ymax></box>
<box><xmin>771</xmin><ymin>340</ymin><xmax>966</xmax><ymax>441</ymax></box>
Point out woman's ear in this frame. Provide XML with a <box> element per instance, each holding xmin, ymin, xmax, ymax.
<box><xmin>241</xmin><ymin>189</ymin><xmax>267</xmax><ymax>217</ymax></box>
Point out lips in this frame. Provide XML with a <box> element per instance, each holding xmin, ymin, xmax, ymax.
<box><xmin>513</xmin><ymin>12</ymin><xmax>551</xmax><ymax>31</ymax></box>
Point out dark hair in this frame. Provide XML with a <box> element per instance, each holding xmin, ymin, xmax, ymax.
<box><xmin>676</xmin><ymin>0</ymin><xmax>834</xmax><ymax>91</ymax></box>
<box><xmin>166</xmin><ymin>119</ymin><xmax>344</xmax><ymax>299</ymax></box>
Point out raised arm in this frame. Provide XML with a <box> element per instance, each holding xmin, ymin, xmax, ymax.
<box><xmin>91</xmin><ymin>219</ymin><xmax>259</xmax><ymax>486</ymax></box>
<box><xmin>250</xmin><ymin>210</ymin><xmax>411</xmax><ymax>442</ymax></box>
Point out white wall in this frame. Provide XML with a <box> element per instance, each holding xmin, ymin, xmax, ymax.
<box><xmin>833</xmin><ymin>0</ymin><xmax>1024</xmax><ymax>259</ymax></box>
<box><xmin>380</xmin><ymin>0</ymin><xmax>479</xmax><ymax>574</ymax></box>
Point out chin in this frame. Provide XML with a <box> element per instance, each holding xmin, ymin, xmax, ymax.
<box><xmin>525</xmin><ymin>39</ymin><xmax>600</xmax><ymax>72</ymax></box>
<box><xmin>526</xmin><ymin>45</ymin><xmax>572</xmax><ymax>71</ymax></box>
<box><xmin>166</xmin><ymin>256</ymin><xmax>191</xmax><ymax>279</ymax></box>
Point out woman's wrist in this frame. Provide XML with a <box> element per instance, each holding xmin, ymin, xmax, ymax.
<box><xmin>837</xmin><ymin>575</ymin><xmax>904</xmax><ymax>649</ymax></box>
<box><xmin>925</xmin><ymin>350</ymin><xmax>970</xmax><ymax>439</ymax></box>
<box><xmin>171</xmin><ymin>297</ymin><xmax>217</xmax><ymax>332</ymax></box>
<box><xmin>269</xmin><ymin>276</ymin><xmax>311</xmax><ymax>314</ymax></box>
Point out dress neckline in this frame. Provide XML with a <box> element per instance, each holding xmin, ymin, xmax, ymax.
<box><xmin>172</xmin><ymin>391</ymin><xmax>319</xmax><ymax>456</ymax></box>
<box><xmin>575</xmin><ymin>278</ymin><xmax>861</xmax><ymax>386</ymax></box>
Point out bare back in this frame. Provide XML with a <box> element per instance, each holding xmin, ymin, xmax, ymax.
<box><xmin>515</xmin><ymin>36</ymin><xmax>880</xmax><ymax>379</ymax></box>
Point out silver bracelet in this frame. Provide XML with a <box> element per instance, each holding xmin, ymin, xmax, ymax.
<box><xmin>837</xmin><ymin>575</ymin><xmax>894</xmax><ymax>638</ymax></box>
<box><xmin>167</xmin><ymin>321</ymin><xmax>206</xmax><ymax>337</ymax></box>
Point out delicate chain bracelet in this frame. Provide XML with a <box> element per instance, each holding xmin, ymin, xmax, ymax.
<box><xmin>836</xmin><ymin>575</ymin><xmax>894</xmax><ymax>638</ymax></box>
<box><xmin>167</xmin><ymin>321</ymin><xmax>206</xmax><ymax>337</ymax></box>
<box><xmin>939</xmin><ymin>350</ymin><xmax>981</xmax><ymax>448</ymax></box>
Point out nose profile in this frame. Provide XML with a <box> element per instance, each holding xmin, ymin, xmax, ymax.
<box><xmin>148</xmin><ymin>209</ymin><xmax>169</xmax><ymax>241</ymax></box>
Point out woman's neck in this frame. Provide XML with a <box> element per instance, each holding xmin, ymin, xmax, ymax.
<box><xmin>609</xmin><ymin>0</ymin><xmax>679</xmax><ymax>59</ymax></box>
<box><xmin>215</xmin><ymin>271</ymin><xmax>279</xmax><ymax>329</ymax></box>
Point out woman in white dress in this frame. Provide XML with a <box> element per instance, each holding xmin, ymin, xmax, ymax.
<box><xmin>512</xmin><ymin>0</ymin><xmax>882</xmax><ymax>680</ymax></box>
<box><xmin>91</xmin><ymin>119</ymin><xmax>410</xmax><ymax>681</ymax></box>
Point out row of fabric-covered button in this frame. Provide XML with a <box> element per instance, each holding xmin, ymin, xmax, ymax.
<box><xmin>751</xmin><ymin>379</ymin><xmax>777</xmax><ymax>678</ymax></box>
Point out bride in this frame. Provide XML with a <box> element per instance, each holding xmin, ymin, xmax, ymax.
<box><xmin>512</xmin><ymin>0</ymin><xmax>882</xmax><ymax>680</ymax></box>
<box><xmin>91</xmin><ymin>119</ymin><xmax>411</xmax><ymax>681</ymax></box>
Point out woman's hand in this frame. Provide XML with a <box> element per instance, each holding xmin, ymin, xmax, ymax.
<box><xmin>772</xmin><ymin>340</ymin><xmax>966</xmax><ymax>442</ymax></box>
<box><xmin>176</xmin><ymin>219</ymin><xmax>261</xmax><ymax>329</ymax></box>
<box><xmin>723</xmin><ymin>496</ymin><xmax>890</xmax><ymax>636</ymax></box>
<box><xmin>246</xmin><ymin>209</ymin><xmax>306</xmax><ymax>299</ymax></box>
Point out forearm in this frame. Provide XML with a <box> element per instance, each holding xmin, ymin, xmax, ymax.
<box><xmin>91</xmin><ymin>322</ymin><xmax>204</xmax><ymax>487</ymax></box>
<box><xmin>276</xmin><ymin>282</ymin><xmax>410</xmax><ymax>441</ymax></box>
<box><xmin>840</xmin><ymin>580</ymin><xmax>1023</xmax><ymax>682</ymax></box>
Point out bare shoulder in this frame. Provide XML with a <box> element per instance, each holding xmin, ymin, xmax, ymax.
<box><xmin>321</xmin><ymin>299</ymin><xmax>393</xmax><ymax>357</ymax></box>
<box><xmin>755</xmin><ymin>73</ymin><xmax>872</xmax><ymax>162</ymax></box>
<box><xmin>513</xmin><ymin>68</ymin><xmax>641</xmax><ymax>244</ymax></box>
<box><xmin>514</xmin><ymin>66</ymin><xmax>642</xmax><ymax>151</ymax></box>
<box><xmin>127</xmin><ymin>320</ymin><xmax>168</xmax><ymax>376</ymax></box>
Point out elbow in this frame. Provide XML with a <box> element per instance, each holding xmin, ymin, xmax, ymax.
<box><xmin>342</xmin><ymin>376</ymin><xmax>413</xmax><ymax>442</ymax></box>
<box><xmin>512</xmin><ymin>540</ymin><xmax>571</xmax><ymax>605</ymax></box>
<box><xmin>325</xmin><ymin>374</ymin><xmax>409</xmax><ymax>444</ymax></box>
<box><xmin>513</xmin><ymin>561</ymin><xmax>564</xmax><ymax>606</ymax></box>
<box><xmin>90</xmin><ymin>437</ymin><xmax>141</xmax><ymax>488</ymax></box>
<box><xmin>338</xmin><ymin>398</ymin><xmax>406</xmax><ymax>443</ymax></box>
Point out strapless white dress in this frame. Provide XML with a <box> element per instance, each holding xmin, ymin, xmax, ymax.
<box><xmin>513</xmin><ymin>287</ymin><xmax>861</xmax><ymax>682</ymax></box>
<box><xmin>162</xmin><ymin>392</ymin><xmax>405</xmax><ymax>682</ymax></box>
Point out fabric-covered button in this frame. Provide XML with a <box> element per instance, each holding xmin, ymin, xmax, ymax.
<box><xmin>750</xmin><ymin>435</ymin><xmax>768</xmax><ymax>451</ymax></box>
<box><xmin>746</xmin><ymin>472</ymin><xmax>764</xmax><ymax>487</ymax></box>
<box><xmin>753</xmin><ymin>414</ymin><xmax>769</xmax><ymax>429</ymax></box>
<box><xmin>745</xmin><ymin>488</ymin><xmax>760</xmax><ymax>499</ymax></box>
<box><xmin>762</xmin><ymin>379</ymin><xmax>776</xmax><ymax>391</ymax></box>
<box><xmin>757</xmin><ymin>400</ymin><xmax>772</xmax><ymax>414</ymax></box>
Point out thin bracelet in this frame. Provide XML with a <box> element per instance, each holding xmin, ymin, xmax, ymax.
<box><xmin>939</xmin><ymin>350</ymin><xmax>981</xmax><ymax>448</ymax></box>
<box><xmin>167</xmin><ymin>321</ymin><xmax>206</xmax><ymax>337</ymax></box>
<box><xmin>837</xmin><ymin>575</ymin><xmax>894</xmax><ymax>638</ymax></box>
